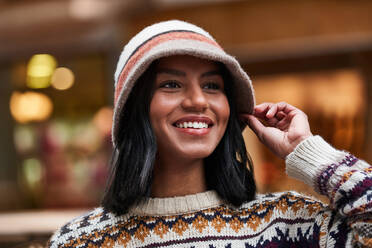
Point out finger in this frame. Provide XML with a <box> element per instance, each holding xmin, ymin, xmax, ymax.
<box><xmin>254</xmin><ymin>102</ymin><xmax>273</xmax><ymax>111</ymax></box>
<box><xmin>275</xmin><ymin>106</ymin><xmax>301</xmax><ymax>126</ymax></box>
<box><xmin>253</xmin><ymin>103</ymin><xmax>273</xmax><ymax>119</ymax></box>
<box><xmin>275</xmin><ymin>102</ymin><xmax>298</xmax><ymax>115</ymax></box>
<box><xmin>276</xmin><ymin>111</ymin><xmax>286</xmax><ymax>120</ymax></box>
<box><xmin>266</xmin><ymin>104</ymin><xmax>278</xmax><ymax>118</ymax></box>
<box><xmin>253</xmin><ymin>103</ymin><xmax>273</xmax><ymax>114</ymax></box>
<box><xmin>266</xmin><ymin>115</ymin><xmax>280</xmax><ymax>127</ymax></box>
<box><xmin>266</xmin><ymin>104</ymin><xmax>286</xmax><ymax>125</ymax></box>
<box><xmin>287</xmin><ymin>108</ymin><xmax>306</xmax><ymax>119</ymax></box>
<box><xmin>241</xmin><ymin>112</ymin><xmax>279</xmax><ymax>127</ymax></box>
<box><xmin>253</xmin><ymin>102</ymin><xmax>293</xmax><ymax>121</ymax></box>
<box><xmin>245</xmin><ymin>115</ymin><xmax>266</xmax><ymax>140</ymax></box>
<box><xmin>266</xmin><ymin>102</ymin><xmax>293</xmax><ymax>119</ymax></box>
<box><xmin>276</xmin><ymin>116</ymin><xmax>290</xmax><ymax>130</ymax></box>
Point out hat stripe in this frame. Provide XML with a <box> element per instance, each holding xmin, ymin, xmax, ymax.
<box><xmin>122</xmin><ymin>30</ymin><xmax>216</xmax><ymax>77</ymax></box>
<box><xmin>115</xmin><ymin>31</ymin><xmax>221</xmax><ymax>104</ymax></box>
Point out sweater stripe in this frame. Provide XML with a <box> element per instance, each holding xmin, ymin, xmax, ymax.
<box><xmin>140</xmin><ymin>217</ymin><xmax>317</xmax><ymax>248</ymax></box>
<box><xmin>317</xmin><ymin>155</ymin><xmax>358</xmax><ymax>196</ymax></box>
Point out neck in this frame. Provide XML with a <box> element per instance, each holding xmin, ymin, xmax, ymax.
<box><xmin>151</xmin><ymin>156</ymin><xmax>207</xmax><ymax>198</ymax></box>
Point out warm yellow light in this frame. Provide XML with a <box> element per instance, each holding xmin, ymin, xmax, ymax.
<box><xmin>93</xmin><ymin>106</ymin><xmax>113</xmax><ymax>136</ymax></box>
<box><xmin>27</xmin><ymin>54</ymin><xmax>57</xmax><ymax>89</ymax></box>
<box><xmin>10</xmin><ymin>91</ymin><xmax>53</xmax><ymax>123</ymax></box>
<box><xmin>51</xmin><ymin>67</ymin><xmax>75</xmax><ymax>90</ymax></box>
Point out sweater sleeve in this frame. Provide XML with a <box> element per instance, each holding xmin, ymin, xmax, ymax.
<box><xmin>285</xmin><ymin>135</ymin><xmax>372</xmax><ymax>247</ymax></box>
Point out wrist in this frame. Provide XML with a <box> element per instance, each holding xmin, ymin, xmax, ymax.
<box><xmin>285</xmin><ymin>135</ymin><xmax>345</xmax><ymax>189</ymax></box>
<box><xmin>294</xmin><ymin>132</ymin><xmax>313</xmax><ymax>147</ymax></box>
<box><xmin>285</xmin><ymin>133</ymin><xmax>313</xmax><ymax>158</ymax></box>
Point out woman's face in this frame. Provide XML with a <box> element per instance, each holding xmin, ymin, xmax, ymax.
<box><xmin>150</xmin><ymin>55</ymin><xmax>230</xmax><ymax>161</ymax></box>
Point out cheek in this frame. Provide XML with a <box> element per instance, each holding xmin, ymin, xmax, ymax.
<box><xmin>212</xmin><ymin>95</ymin><xmax>230</xmax><ymax>124</ymax></box>
<box><xmin>149</xmin><ymin>94</ymin><xmax>179</xmax><ymax>127</ymax></box>
<box><xmin>149</xmin><ymin>95</ymin><xmax>164</xmax><ymax>128</ymax></box>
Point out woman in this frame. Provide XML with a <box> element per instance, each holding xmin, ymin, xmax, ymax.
<box><xmin>49</xmin><ymin>20</ymin><xmax>371</xmax><ymax>247</ymax></box>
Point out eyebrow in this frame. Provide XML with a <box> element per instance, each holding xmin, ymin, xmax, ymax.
<box><xmin>157</xmin><ymin>68</ymin><xmax>186</xmax><ymax>77</ymax></box>
<box><xmin>201</xmin><ymin>70</ymin><xmax>222</xmax><ymax>78</ymax></box>
<box><xmin>156</xmin><ymin>68</ymin><xmax>222</xmax><ymax>78</ymax></box>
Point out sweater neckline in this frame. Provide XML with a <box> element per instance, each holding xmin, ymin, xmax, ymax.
<box><xmin>128</xmin><ymin>190</ymin><xmax>225</xmax><ymax>216</ymax></box>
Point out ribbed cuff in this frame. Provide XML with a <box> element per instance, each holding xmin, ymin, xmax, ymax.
<box><xmin>285</xmin><ymin>135</ymin><xmax>346</xmax><ymax>190</ymax></box>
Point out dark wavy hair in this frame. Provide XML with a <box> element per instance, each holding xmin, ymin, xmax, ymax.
<box><xmin>102</xmin><ymin>61</ymin><xmax>256</xmax><ymax>215</ymax></box>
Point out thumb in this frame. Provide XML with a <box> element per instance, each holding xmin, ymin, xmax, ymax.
<box><xmin>244</xmin><ymin>115</ymin><xmax>266</xmax><ymax>140</ymax></box>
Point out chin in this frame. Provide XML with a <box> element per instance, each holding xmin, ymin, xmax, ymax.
<box><xmin>177</xmin><ymin>146</ymin><xmax>216</xmax><ymax>160</ymax></box>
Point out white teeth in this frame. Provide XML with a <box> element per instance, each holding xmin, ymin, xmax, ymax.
<box><xmin>176</xmin><ymin>121</ymin><xmax>209</xmax><ymax>129</ymax></box>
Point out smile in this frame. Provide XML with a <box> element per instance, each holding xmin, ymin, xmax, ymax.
<box><xmin>176</xmin><ymin>122</ymin><xmax>209</xmax><ymax>129</ymax></box>
<box><xmin>173</xmin><ymin>116</ymin><xmax>213</xmax><ymax>131</ymax></box>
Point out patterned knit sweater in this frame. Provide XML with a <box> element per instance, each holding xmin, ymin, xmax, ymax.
<box><xmin>48</xmin><ymin>136</ymin><xmax>372</xmax><ymax>247</ymax></box>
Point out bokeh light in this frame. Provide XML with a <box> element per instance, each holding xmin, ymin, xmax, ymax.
<box><xmin>51</xmin><ymin>67</ymin><xmax>75</xmax><ymax>90</ymax></box>
<box><xmin>72</xmin><ymin>122</ymin><xmax>100</xmax><ymax>152</ymax></box>
<box><xmin>47</xmin><ymin>120</ymin><xmax>72</xmax><ymax>147</ymax></box>
<box><xmin>22</xmin><ymin>158</ymin><xmax>44</xmax><ymax>190</ymax></box>
<box><xmin>93</xmin><ymin>106</ymin><xmax>113</xmax><ymax>136</ymax></box>
<box><xmin>10</xmin><ymin>91</ymin><xmax>53</xmax><ymax>123</ymax></box>
<box><xmin>69</xmin><ymin>0</ymin><xmax>108</xmax><ymax>20</ymax></box>
<box><xmin>27</xmin><ymin>54</ymin><xmax>57</xmax><ymax>89</ymax></box>
<box><xmin>14</xmin><ymin>125</ymin><xmax>37</xmax><ymax>154</ymax></box>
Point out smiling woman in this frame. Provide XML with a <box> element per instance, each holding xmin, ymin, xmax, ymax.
<box><xmin>101</xmin><ymin>54</ymin><xmax>255</xmax><ymax>214</ymax></box>
<box><xmin>150</xmin><ymin>55</ymin><xmax>251</xmax><ymax>199</ymax></box>
<box><xmin>48</xmin><ymin>20</ymin><xmax>372</xmax><ymax>248</ymax></box>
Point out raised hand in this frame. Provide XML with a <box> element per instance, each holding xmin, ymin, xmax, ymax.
<box><xmin>240</xmin><ymin>102</ymin><xmax>313</xmax><ymax>159</ymax></box>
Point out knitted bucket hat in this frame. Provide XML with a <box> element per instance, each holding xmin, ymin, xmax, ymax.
<box><xmin>112</xmin><ymin>20</ymin><xmax>255</xmax><ymax>147</ymax></box>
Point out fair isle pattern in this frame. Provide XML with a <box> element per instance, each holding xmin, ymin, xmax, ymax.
<box><xmin>49</xmin><ymin>136</ymin><xmax>372</xmax><ymax>247</ymax></box>
<box><xmin>285</xmin><ymin>136</ymin><xmax>372</xmax><ymax>247</ymax></box>
<box><xmin>317</xmin><ymin>154</ymin><xmax>358</xmax><ymax>196</ymax></box>
<box><xmin>49</xmin><ymin>192</ymin><xmax>330</xmax><ymax>248</ymax></box>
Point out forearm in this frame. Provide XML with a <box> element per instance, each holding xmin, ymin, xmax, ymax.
<box><xmin>285</xmin><ymin>135</ymin><xmax>372</xmax><ymax>246</ymax></box>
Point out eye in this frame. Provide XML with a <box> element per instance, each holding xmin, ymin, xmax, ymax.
<box><xmin>203</xmin><ymin>82</ymin><xmax>221</xmax><ymax>90</ymax></box>
<box><xmin>160</xmin><ymin>81</ymin><xmax>181</xmax><ymax>89</ymax></box>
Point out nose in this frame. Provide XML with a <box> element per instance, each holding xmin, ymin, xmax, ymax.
<box><xmin>181</xmin><ymin>84</ymin><xmax>208</xmax><ymax>112</ymax></box>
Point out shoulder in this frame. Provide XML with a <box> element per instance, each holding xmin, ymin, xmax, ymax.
<box><xmin>254</xmin><ymin>191</ymin><xmax>324</xmax><ymax>204</ymax></box>
<box><xmin>48</xmin><ymin>207</ymin><xmax>129</xmax><ymax>248</ymax></box>
<box><xmin>238</xmin><ymin>191</ymin><xmax>328</xmax><ymax>217</ymax></box>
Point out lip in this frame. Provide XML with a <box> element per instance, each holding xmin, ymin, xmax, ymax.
<box><xmin>176</xmin><ymin>127</ymin><xmax>211</xmax><ymax>136</ymax></box>
<box><xmin>173</xmin><ymin>116</ymin><xmax>214</xmax><ymax>126</ymax></box>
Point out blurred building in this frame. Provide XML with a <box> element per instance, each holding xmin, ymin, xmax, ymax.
<box><xmin>0</xmin><ymin>0</ymin><xmax>372</xmax><ymax>246</ymax></box>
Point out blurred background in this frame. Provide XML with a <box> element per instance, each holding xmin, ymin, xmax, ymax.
<box><xmin>1</xmin><ymin>0</ymin><xmax>372</xmax><ymax>247</ymax></box>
